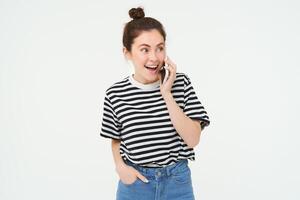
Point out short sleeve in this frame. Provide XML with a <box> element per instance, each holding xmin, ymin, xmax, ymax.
<box><xmin>100</xmin><ymin>92</ymin><xmax>121</xmax><ymax>140</ymax></box>
<box><xmin>183</xmin><ymin>74</ymin><xmax>210</xmax><ymax>129</ymax></box>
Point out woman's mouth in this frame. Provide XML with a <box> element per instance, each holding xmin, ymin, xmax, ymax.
<box><xmin>144</xmin><ymin>65</ymin><xmax>159</xmax><ymax>73</ymax></box>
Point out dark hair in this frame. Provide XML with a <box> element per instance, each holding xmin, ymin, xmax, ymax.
<box><xmin>123</xmin><ymin>7</ymin><xmax>166</xmax><ymax>52</ymax></box>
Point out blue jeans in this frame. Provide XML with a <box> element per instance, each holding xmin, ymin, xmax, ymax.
<box><xmin>116</xmin><ymin>159</ymin><xmax>195</xmax><ymax>200</ymax></box>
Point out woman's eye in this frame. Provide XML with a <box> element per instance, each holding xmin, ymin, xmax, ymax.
<box><xmin>141</xmin><ymin>48</ymin><xmax>149</xmax><ymax>53</ymax></box>
<box><xmin>157</xmin><ymin>47</ymin><xmax>164</xmax><ymax>52</ymax></box>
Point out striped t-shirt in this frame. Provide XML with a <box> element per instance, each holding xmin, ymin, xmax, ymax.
<box><xmin>100</xmin><ymin>72</ymin><xmax>210</xmax><ymax>167</ymax></box>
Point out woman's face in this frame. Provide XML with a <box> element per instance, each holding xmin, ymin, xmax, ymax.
<box><xmin>124</xmin><ymin>29</ymin><xmax>166</xmax><ymax>84</ymax></box>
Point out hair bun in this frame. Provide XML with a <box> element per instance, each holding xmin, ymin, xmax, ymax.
<box><xmin>129</xmin><ymin>7</ymin><xmax>145</xmax><ymax>20</ymax></box>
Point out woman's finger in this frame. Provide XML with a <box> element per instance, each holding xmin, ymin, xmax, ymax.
<box><xmin>136</xmin><ymin>172</ymin><xmax>149</xmax><ymax>183</ymax></box>
<box><xmin>165</xmin><ymin>65</ymin><xmax>176</xmax><ymax>78</ymax></box>
<box><xmin>165</xmin><ymin>57</ymin><xmax>177</xmax><ymax>69</ymax></box>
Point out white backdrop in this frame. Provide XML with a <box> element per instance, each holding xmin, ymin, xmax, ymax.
<box><xmin>1</xmin><ymin>0</ymin><xmax>300</xmax><ymax>199</ymax></box>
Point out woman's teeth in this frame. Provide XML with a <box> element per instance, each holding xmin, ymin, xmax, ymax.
<box><xmin>145</xmin><ymin>65</ymin><xmax>158</xmax><ymax>71</ymax></box>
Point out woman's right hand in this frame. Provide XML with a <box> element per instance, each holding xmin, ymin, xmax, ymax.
<box><xmin>116</xmin><ymin>163</ymin><xmax>149</xmax><ymax>185</ymax></box>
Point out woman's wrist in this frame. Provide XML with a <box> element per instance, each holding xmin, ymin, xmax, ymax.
<box><xmin>115</xmin><ymin>161</ymin><xmax>127</xmax><ymax>173</ymax></box>
<box><xmin>162</xmin><ymin>92</ymin><xmax>173</xmax><ymax>102</ymax></box>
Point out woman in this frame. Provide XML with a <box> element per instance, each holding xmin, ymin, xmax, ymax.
<box><xmin>100</xmin><ymin>7</ymin><xmax>210</xmax><ymax>200</ymax></box>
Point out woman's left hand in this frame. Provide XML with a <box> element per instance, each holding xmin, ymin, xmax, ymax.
<box><xmin>160</xmin><ymin>57</ymin><xmax>177</xmax><ymax>97</ymax></box>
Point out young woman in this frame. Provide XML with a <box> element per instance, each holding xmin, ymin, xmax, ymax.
<box><xmin>100</xmin><ymin>7</ymin><xmax>210</xmax><ymax>200</ymax></box>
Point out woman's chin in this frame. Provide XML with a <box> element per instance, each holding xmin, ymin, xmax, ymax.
<box><xmin>143</xmin><ymin>76</ymin><xmax>159</xmax><ymax>84</ymax></box>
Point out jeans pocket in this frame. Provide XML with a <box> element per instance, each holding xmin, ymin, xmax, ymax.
<box><xmin>171</xmin><ymin>166</ymin><xmax>192</xmax><ymax>184</ymax></box>
<box><xmin>120</xmin><ymin>177</ymin><xmax>139</xmax><ymax>186</ymax></box>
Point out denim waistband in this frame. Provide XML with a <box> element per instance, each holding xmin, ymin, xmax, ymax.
<box><xmin>124</xmin><ymin>159</ymin><xmax>189</xmax><ymax>177</ymax></box>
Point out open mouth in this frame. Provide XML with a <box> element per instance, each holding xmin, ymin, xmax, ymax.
<box><xmin>144</xmin><ymin>65</ymin><xmax>159</xmax><ymax>72</ymax></box>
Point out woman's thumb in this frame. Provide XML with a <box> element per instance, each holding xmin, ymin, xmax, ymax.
<box><xmin>136</xmin><ymin>172</ymin><xmax>149</xmax><ymax>183</ymax></box>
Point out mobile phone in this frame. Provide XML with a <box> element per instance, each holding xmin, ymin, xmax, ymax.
<box><xmin>160</xmin><ymin>62</ymin><xmax>169</xmax><ymax>84</ymax></box>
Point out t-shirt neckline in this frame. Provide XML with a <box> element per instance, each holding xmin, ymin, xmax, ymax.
<box><xmin>129</xmin><ymin>74</ymin><xmax>160</xmax><ymax>90</ymax></box>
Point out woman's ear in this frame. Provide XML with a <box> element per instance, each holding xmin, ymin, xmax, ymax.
<box><xmin>123</xmin><ymin>47</ymin><xmax>132</xmax><ymax>60</ymax></box>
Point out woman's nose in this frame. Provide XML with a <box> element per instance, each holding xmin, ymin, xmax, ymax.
<box><xmin>148</xmin><ymin>51</ymin><xmax>158</xmax><ymax>62</ymax></box>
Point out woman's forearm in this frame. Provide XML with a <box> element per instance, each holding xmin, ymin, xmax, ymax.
<box><xmin>111</xmin><ymin>139</ymin><xmax>148</xmax><ymax>183</ymax></box>
<box><xmin>111</xmin><ymin>139</ymin><xmax>126</xmax><ymax>170</ymax></box>
<box><xmin>162</xmin><ymin>92</ymin><xmax>202</xmax><ymax>148</ymax></box>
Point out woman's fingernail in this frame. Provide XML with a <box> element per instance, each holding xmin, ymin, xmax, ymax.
<box><xmin>144</xmin><ymin>179</ymin><xmax>149</xmax><ymax>183</ymax></box>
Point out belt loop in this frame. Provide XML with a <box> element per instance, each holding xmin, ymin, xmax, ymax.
<box><xmin>166</xmin><ymin>165</ymin><xmax>171</xmax><ymax>176</ymax></box>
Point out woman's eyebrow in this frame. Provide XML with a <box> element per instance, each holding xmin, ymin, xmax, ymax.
<box><xmin>138</xmin><ymin>44</ymin><xmax>151</xmax><ymax>47</ymax></box>
<box><xmin>156</xmin><ymin>42</ymin><xmax>165</xmax><ymax>46</ymax></box>
<box><xmin>138</xmin><ymin>42</ymin><xmax>165</xmax><ymax>48</ymax></box>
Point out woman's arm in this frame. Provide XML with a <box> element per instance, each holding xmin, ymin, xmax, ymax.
<box><xmin>111</xmin><ymin>139</ymin><xmax>126</xmax><ymax>169</ymax></box>
<box><xmin>160</xmin><ymin>58</ymin><xmax>202</xmax><ymax>148</ymax></box>
<box><xmin>162</xmin><ymin>93</ymin><xmax>201</xmax><ymax>148</ymax></box>
<box><xmin>111</xmin><ymin>139</ymin><xmax>148</xmax><ymax>183</ymax></box>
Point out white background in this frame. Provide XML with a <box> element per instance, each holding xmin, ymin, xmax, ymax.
<box><xmin>1</xmin><ymin>0</ymin><xmax>300</xmax><ymax>199</ymax></box>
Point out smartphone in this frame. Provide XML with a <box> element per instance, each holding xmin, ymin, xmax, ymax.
<box><xmin>160</xmin><ymin>62</ymin><xmax>169</xmax><ymax>84</ymax></box>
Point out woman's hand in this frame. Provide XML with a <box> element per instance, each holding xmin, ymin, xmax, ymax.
<box><xmin>160</xmin><ymin>57</ymin><xmax>177</xmax><ymax>98</ymax></box>
<box><xmin>116</xmin><ymin>163</ymin><xmax>149</xmax><ymax>185</ymax></box>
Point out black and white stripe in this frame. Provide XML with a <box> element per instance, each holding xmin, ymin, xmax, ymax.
<box><xmin>100</xmin><ymin>73</ymin><xmax>210</xmax><ymax>167</ymax></box>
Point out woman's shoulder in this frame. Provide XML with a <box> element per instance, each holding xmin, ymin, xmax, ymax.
<box><xmin>176</xmin><ymin>72</ymin><xmax>187</xmax><ymax>78</ymax></box>
<box><xmin>105</xmin><ymin>76</ymin><xmax>130</xmax><ymax>94</ymax></box>
<box><xmin>175</xmin><ymin>72</ymin><xmax>190</xmax><ymax>82</ymax></box>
